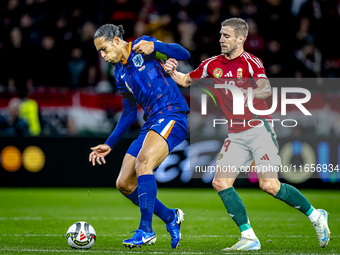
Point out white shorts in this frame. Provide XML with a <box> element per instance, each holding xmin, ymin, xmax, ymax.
<box><xmin>216</xmin><ymin>123</ymin><xmax>282</xmax><ymax>174</ymax></box>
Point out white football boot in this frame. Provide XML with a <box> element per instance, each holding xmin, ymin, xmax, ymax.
<box><xmin>222</xmin><ymin>237</ymin><xmax>261</xmax><ymax>251</ymax></box>
<box><xmin>313</xmin><ymin>209</ymin><xmax>330</xmax><ymax>248</ymax></box>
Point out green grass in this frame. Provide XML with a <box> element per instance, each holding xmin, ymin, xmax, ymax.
<box><xmin>0</xmin><ymin>188</ymin><xmax>339</xmax><ymax>254</ymax></box>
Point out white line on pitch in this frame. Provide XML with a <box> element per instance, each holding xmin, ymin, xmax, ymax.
<box><xmin>1</xmin><ymin>234</ymin><xmax>339</xmax><ymax>238</ymax></box>
<box><xmin>0</xmin><ymin>217</ymin><xmax>43</xmax><ymax>220</ymax></box>
<box><xmin>0</xmin><ymin>217</ymin><xmax>136</xmax><ymax>221</ymax></box>
<box><xmin>0</xmin><ymin>249</ymin><xmax>210</xmax><ymax>254</ymax></box>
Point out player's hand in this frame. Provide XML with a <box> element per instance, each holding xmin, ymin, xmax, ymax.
<box><xmin>89</xmin><ymin>144</ymin><xmax>111</xmax><ymax>166</ymax></box>
<box><xmin>165</xmin><ymin>58</ymin><xmax>178</xmax><ymax>74</ymax></box>
<box><xmin>133</xmin><ymin>40</ymin><xmax>154</xmax><ymax>55</ymax></box>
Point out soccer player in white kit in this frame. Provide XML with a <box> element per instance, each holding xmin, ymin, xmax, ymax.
<box><xmin>165</xmin><ymin>18</ymin><xmax>330</xmax><ymax>251</ymax></box>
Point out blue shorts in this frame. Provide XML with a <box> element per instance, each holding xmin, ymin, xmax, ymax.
<box><xmin>126</xmin><ymin>112</ymin><xmax>188</xmax><ymax>158</ymax></box>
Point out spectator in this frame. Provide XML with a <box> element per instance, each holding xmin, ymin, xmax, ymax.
<box><xmin>0</xmin><ymin>98</ymin><xmax>29</xmax><ymax>136</ymax></box>
<box><xmin>80</xmin><ymin>21</ymin><xmax>99</xmax><ymax>87</ymax></box>
<box><xmin>106</xmin><ymin>0</ymin><xmax>141</xmax><ymax>39</ymax></box>
<box><xmin>146</xmin><ymin>13</ymin><xmax>176</xmax><ymax>43</ymax></box>
<box><xmin>244</xmin><ymin>19</ymin><xmax>265</xmax><ymax>57</ymax></box>
<box><xmin>3</xmin><ymin>0</ymin><xmax>21</xmax><ymax>27</ymax></box>
<box><xmin>4</xmin><ymin>27</ymin><xmax>33</xmax><ymax>91</ymax></box>
<box><xmin>67</xmin><ymin>47</ymin><xmax>87</xmax><ymax>89</ymax></box>
<box><xmin>262</xmin><ymin>40</ymin><xmax>289</xmax><ymax>77</ymax></box>
<box><xmin>294</xmin><ymin>42</ymin><xmax>322</xmax><ymax>77</ymax></box>
<box><xmin>19</xmin><ymin>87</ymin><xmax>41</xmax><ymax>136</ymax></box>
<box><xmin>36</xmin><ymin>35</ymin><xmax>67</xmax><ymax>88</ymax></box>
<box><xmin>295</xmin><ymin>17</ymin><xmax>315</xmax><ymax>49</ymax></box>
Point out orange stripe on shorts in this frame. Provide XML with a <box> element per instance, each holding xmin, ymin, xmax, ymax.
<box><xmin>163</xmin><ymin>121</ymin><xmax>176</xmax><ymax>139</ymax></box>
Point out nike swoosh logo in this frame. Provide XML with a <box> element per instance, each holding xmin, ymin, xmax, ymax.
<box><xmin>238</xmin><ymin>244</ymin><xmax>245</xmax><ymax>248</ymax></box>
<box><xmin>138</xmin><ymin>192</ymin><xmax>147</xmax><ymax>198</ymax></box>
<box><xmin>322</xmin><ymin>227</ymin><xmax>327</xmax><ymax>242</ymax></box>
<box><xmin>121</xmin><ymin>74</ymin><xmax>125</xmax><ymax>79</ymax></box>
<box><xmin>142</xmin><ymin>236</ymin><xmax>154</xmax><ymax>243</ymax></box>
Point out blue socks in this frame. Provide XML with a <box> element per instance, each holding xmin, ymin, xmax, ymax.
<box><xmin>137</xmin><ymin>175</ymin><xmax>157</xmax><ymax>233</ymax></box>
<box><xmin>125</xmin><ymin>176</ymin><xmax>175</xmax><ymax>228</ymax></box>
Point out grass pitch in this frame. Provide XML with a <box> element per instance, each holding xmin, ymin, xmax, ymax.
<box><xmin>0</xmin><ymin>188</ymin><xmax>339</xmax><ymax>254</ymax></box>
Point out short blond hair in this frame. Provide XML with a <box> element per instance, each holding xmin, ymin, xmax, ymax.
<box><xmin>221</xmin><ymin>18</ymin><xmax>248</xmax><ymax>42</ymax></box>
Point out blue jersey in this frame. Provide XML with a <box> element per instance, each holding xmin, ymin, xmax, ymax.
<box><xmin>114</xmin><ymin>36</ymin><xmax>190</xmax><ymax>121</ymax></box>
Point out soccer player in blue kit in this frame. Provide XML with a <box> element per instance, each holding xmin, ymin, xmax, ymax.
<box><xmin>89</xmin><ymin>24</ymin><xmax>190</xmax><ymax>249</ymax></box>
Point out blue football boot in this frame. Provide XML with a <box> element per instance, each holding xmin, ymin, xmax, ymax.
<box><xmin>122</xmin><ymin>229</ymin><xmax>156</xmax><ymax>249</ymax></box>
<box><xmin>166</xmin><ymin>208</ymin><xmax>185</xmax><ymax>248</ymax></box>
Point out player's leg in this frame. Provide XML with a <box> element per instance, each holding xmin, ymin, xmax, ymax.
<box><xmin>116</xmin><ymin>153</ymin><xmax>138</xmax><ymax>202</ymax></box>
<box><xmin>124</xmin><ymin>113</ymin><xmax>188</xmax><ymax>248</ymax></box>
<box><xmin>122</xmin><ymin>130</ymin><xmax>166</xmax><ymax>248</ymax></box>
<box><xmin>116</xmin><ymin>135</ymin><xmax>175</xmax><ymax>227</ymax></box>
<box><xmin>251</xmin><ymin>123</ymin><xmax>330</xmax><ymax>247</ymax></box>
<box><xmin>213</xmin><ymin>136</ymin><xmax>260</xmax><ymax>251</ymax></box>
<box><xmin>135</xmin><ymin>113</ymin><xmax>188</xmax><ymax>248</ymax></box>
<box><xmin>135</xmin><ymin>130</ymin><xmax>168</xmax><ymax>234</ymax></box>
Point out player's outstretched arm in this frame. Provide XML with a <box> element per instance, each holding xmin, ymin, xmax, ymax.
<box><xmin>133</xmin><ymin>39</ymin><xmax>190</xmax><ymax>60</ymax></box>
<box><xmin>170</xmin><ymin>71</ymin><xmax>192</xmax><ymax>88</ymax></box>
<box><xmin>89</xmin><ymin>94</ymin><xmax>137</xmax><ymax>166</ymax></box>
<box><xmin>164</xmin><ymin>58</ymin><xmax>192</xmax><ymax>88</ymax></box>
<box><xmin>241</xmin><ymin>79</ymin><xmax>271</xmax><ymax>99</ymax></box>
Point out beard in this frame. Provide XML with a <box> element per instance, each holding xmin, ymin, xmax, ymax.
<box><xmin>223</xmin><ymin>44</ymin><xmax>237</xmax><ymax>58</ymax></box>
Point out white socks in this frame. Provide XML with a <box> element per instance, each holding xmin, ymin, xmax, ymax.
<box><xmin>308</xmin><ymin>207</ymin><xmax>321</xmax><ymax>223</ymax></box>
<box><xmin>241</xmin><ymin>228</ymin><xmax>257</xmax><ymax>239</ymax></box>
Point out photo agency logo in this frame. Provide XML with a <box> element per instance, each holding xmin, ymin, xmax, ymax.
<box><xmin>200</xmin><ymin>80</ymin><xmax>312</xmax><ymax>128</ymax></box>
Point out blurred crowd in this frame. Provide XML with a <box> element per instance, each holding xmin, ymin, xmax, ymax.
<box><xmin>0</xmin><ymin>0</ymin><xmax>340</xmax><ymax>94</ymax></box>
<box><xmin>1</xmin><ymin>0</ymin><xmax>340</xmax><ymax>138</ymax></box>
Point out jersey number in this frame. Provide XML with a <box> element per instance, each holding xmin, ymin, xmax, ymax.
<box><xmin>224</xmin><ymin>140</ymin><xmax>231</xmax><ymax>152</ymax></box>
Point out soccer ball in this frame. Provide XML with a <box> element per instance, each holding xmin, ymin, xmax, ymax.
<box><xmin>66</xmin><ymin>221</ymin><xmax>96</xmax><ymax>249</ymax></box>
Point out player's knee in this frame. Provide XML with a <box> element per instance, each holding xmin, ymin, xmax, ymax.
<box><xmin>135</xmin><ymin>157</ymin><xmax>153</xmax><ymax>175</ymax></box>
<box><xmin>212</xmin><ymin>178</ymin><xmax>233</xmax><ymax>192</ymax></box>
<box><xmin>116</xmin><ymin>178</ymin><xmax>136</xmax><ymax>194</ymax></box>
<box><xmin>259</xmin><ymin>179</ymin><xmax>279</xmax><ymax>196</ymax></box>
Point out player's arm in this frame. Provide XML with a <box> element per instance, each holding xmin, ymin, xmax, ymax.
<box><xmin>253</xmin><ymin>79</ymin><xmax>272</xmax><ymax>99</ymax></box>
<box><xmin>242</xmin><ymin>57</ymin><xmax>271</xmax><ymax>99</ymax></box>
<box><xmin>133</xmin><ymin>39</ymin><xmax>190</xmax><ymax>60</ymax></box>
<box><xmin>240</xmin><ymin>79</ymin><xmax>271</xmax><ymax>100</ymax></box>
<box><xmin>164</xmin><ymin>58</ymin><xmax>193</xmax><ymax>88</ymax></box>
<box><xmin>89</xmin><ymin>93</ymin><xmax>137</xmax><ymax>166</ymax></box>
<box><xmin>169</xmin><ymin>70</ymin><xmax>192</xmax><ymax>88</ymax></box>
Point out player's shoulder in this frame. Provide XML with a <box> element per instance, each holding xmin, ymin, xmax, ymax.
<box><xmin>200</xmin><ymin>54</ymin><xmax>223</xmax><ymax>66</ymax></box>
<box><xmin>240</xmin><ymin>51</ymin><xmax>264</xmax><ymax>68</ymax></box>
<box><xmin>134</xmin><ymin>35</ymin><xmax>157</xmax><ymax>44</ymax></box>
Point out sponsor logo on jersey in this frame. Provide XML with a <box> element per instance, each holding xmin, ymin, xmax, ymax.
<box><xmin>224</xmin><ymin>71</ymin><xmax>232</xmax><ymax>77</ymax></box>
<box><xmin>213</xmin><ymin>68</ymin><xmax>223</xmax><ymax>78</ymax></box>
<box><xmin>260</xmin><ymin>154</ymin><xmax>270</xmax><ymax>160</ymax></box>
<box><xmin>158</xmin><ymin>118</ymin><xmax>164</xmax><ymax>123</ymax></box>
<box><xmin>257</xmin><ymin>74</ymin><xmax>267</xmax><ymax>78</ymax></box>
<box><xmin>138</xmin><ymin>65</ymin><xmax>145</xmax><ymax>71</ymax></box>
<box><xmin>132</xmin><ymin>54</ymin><xmax>144</xmax><ymax>67</ymax></box>
<box><xmin>217</xmin><ymin>153</ymin><xmax>223</xmax><ymax>160</ymax></box>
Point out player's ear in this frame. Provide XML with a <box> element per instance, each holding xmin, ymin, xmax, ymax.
<box><xmin>238</xmin><ymin>36</ymin><xmax>244</xmax><ymax>45</ymax></box>
<box><xmin>113</xmin><ymin>36</ymin><xmax>120</xmax><ymax>45</ymax></box>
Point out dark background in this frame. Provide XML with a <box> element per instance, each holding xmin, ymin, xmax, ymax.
<box><xmin>1</xmin><ymin>0</ymin><xmax>340</xmax><ymax>188</ymax></box>
<box><xmin>1</xmin><ymin>0</ymin><xmax>340</xmax><ymax>92</ymax></box>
